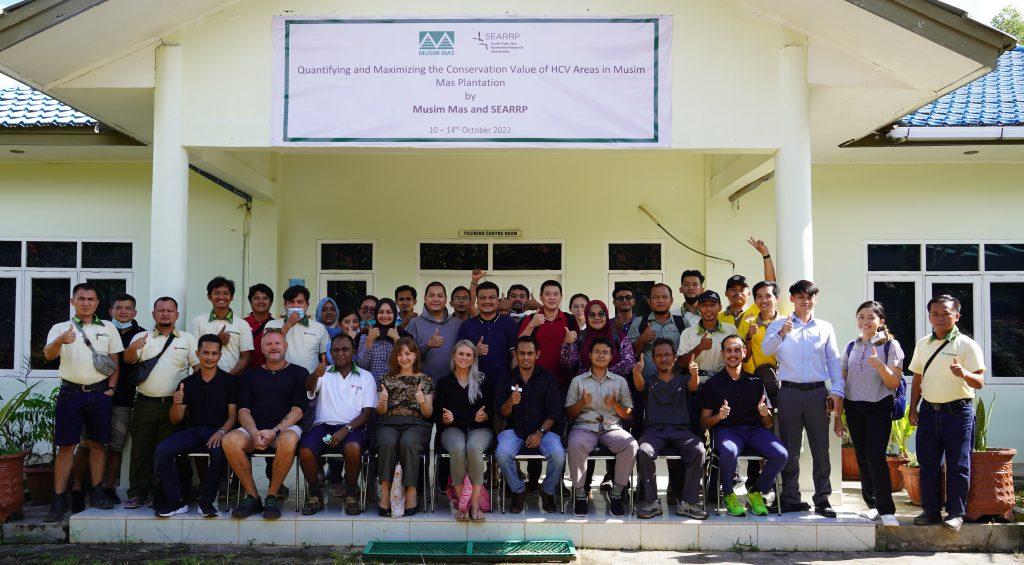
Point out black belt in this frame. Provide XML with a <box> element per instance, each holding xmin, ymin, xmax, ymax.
<box><xmin>697</xmin><ymin>369</ymin><xmax>713</xmax><ymax>377</ymax></box>
<box><xmin>923</xmin><ymin>398</ymin><xmax>970</xmax><ymax>411</ymax></box>
<box><xmin>780</xmin><ymin>381</ymin><xmax>825</xmax><ymax>391</ymax></box>
<box><xmin>61</xmin><ymin>380</ymin><xmax>108</xmax><ymax>392</ymax></box>
<box><xmin>136</xmin><ymin>393</ymin><xmax>174</xmax><ymax>404</ymax></box>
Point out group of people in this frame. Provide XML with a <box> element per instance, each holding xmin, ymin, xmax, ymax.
<box><xmin>42</xmin><ymin>237</ymin><xmax>986</xmax><ymax>533</ymax></box>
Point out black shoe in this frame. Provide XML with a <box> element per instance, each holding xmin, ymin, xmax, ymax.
<box><xmin>44</xmin><ymin>492</ymin><xmax>69</xmax><ymax>523</ymax></box>
<box><xmin>781</xmin><ymin>501</ymin><xmax>811</xmax><ymax>513</ymax></box>
<box><xmin>103</xmin><ymin>487</ymin><xmax>121</xmax><ymax>505</ymax></box>
<box><xmin>525</xmin><ymin>481</ymin><xmax>539</xmax><ymax>496</ymax></box>
<box><xmin>608</xmin><ymin>495</ymin><xmax>625</xmax><ymax>517</ymax></box>
<box><xmin>89</xmin><ymin>486</ymin><xmax>113</xmax><ymax>510</ymax></box>
<box><xmin>814</xmin><ymin>504</ymin><xmax>837</xmax><ymax>518</ymax></box>
<box><xmin>231</xmin><ymin>494</ymin><xmax>263</xmax><ymax>519</ymax></box>
<box><xmin>70</xmin><ymin>489</ymin><xmax>85</xmax><ymax>513</ymax></box>
<box><xmin>197</xmin><ymin>500</ymin><xmax>218</xmax><ymax>517</ymax></box>
<box><xmin>913</xmin><ymin>512</ymin><xmax>942</xmax><ymax>526</ymax></box>
<box><xmin>278</xmin><ymin>485</ymin><xmax>290</xmax><ymax>499</ymax></box>
<box><xmin>599</xmin><ymin>476</ymin><xmax>614</xmax><ymax>493</ymax></box>
<box><xmin>403</xmin><ymin>505</ymin><xmax>419</xmax><ymax>517</ymax></box>
<box><xmin>573</xmin><ymin>497</ymin><xmax>589</xmax><ymax>517</ymax></box>
<box><xmin>509</xmin><ymin>492</ymin><xmax>526</xmax><ymax>514</ymax></box>
<box><xmin>263</xmin><ymin>494</ymin><xmax>282</xmax><ymax>519</ymax></box>
<box><xmin>540</xmin><ymin>491</ymin><xmax>557</xmax><ymax>513</ymax></box>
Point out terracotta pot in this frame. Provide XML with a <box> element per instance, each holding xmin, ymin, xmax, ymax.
<box><xmin>966</xmin><ymin>448</ymin><xmax>1017</xmax><ymax>522</ymax></box>
<box><xmin>886</xmin><ymin>455</ymin><xmax>909</xmax><ymax>492</ymax></box>
<box><xmin>0</xmin><ymin>452</ymin><xmax>27</xmax><ymax>523</ymax></box>
<box><xmin>841</xmin><ymin>446</ymin><xmax>859</xmax><ymax>480</ymax></box>
<box><xmin>24</xmin><ymin>464</ymin><xmax>54</xmax><ymax>504</ymax></box>
<box><xmin>900</xmin><ymin>464</ymin><xmax>921</xmax><ymax>505</ymax></box>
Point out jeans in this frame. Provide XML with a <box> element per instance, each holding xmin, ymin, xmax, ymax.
<box><xmin>495</xmin><ymin>429</ymin><xmax>565</xmax><ymax>495</ymax></box>
<box><xmin>154</xmin><ymin>426</ymin><xmax>226</xmax><ymax>505</ymax></box>
<box><xmin>917</xmin><ymin>400</ymin><xmax>973</xmax><ymax>518</ymax></box>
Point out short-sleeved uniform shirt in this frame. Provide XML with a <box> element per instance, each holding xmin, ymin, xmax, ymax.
<box><xmin>131</xmin><ymin>330</ymin><xmax>199</xmax><ymax>398</ymax></box>
<box><xmin>237</xmin><ymin>363</ymin><xmax>309</xmax><ymax>430</ymax></box>
<box><xmin>47</xmin><ymin>317</ymin><xmax>125</xmax><ymax>385</ymax></box>
<box><xmin>180</xmin><ymin>369</ymin><xmax>237</xmax><ymax>429</ymax></box>
<box><xmin>720</xmin><ymin>303</ymin><xmax>759</xmax><ymax>332</ymax></box>
<box><xmin>701</xmin><ymin>369</ymin><xmax>768</xmax><ymax>428</ymax></box>
<box><xmin>564</xmin><ymin>371</ymin><xmax>633</xmax><ymax>432</ymax></box>
<box><xmin>265</xmin><ymin>317</ymin><xmax>330</xmax><ymax>374</ymax></box>
<box><xmin>909</xmin><ymin>327</ymin><xmax>984</xmax><ymax>404</ymax></box>
<box><xmin>309</xmin><ymin>365</ymin><xmax>378</xmax><ymax>426</ymax></box>
<box><xmin>677</xmin><ymin>321</ymin><xmax>738</xmax><ymax>374</ymax></box>
<box><xmin>189</xmin><ymin>310</ymin><xmax>254</xmax><ymax>373</ymax></box>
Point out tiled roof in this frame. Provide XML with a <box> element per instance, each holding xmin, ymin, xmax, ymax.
<box><xmin>899</xmin><ymin>46</ymin><xmax>1024</xmax><ymax>127</ymax></box>
<box><xmin>0</xmin><ymin>86</ymin><xmax>95</xmax><ymax>128</ymax></box>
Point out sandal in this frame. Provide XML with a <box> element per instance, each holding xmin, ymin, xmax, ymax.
<box><xmin>470</xmin><ymin>506</ymin><xmax>486</xmax><ymax>522</ymax></box>
<box><xmin>454</xmin><ymin>509</ymin><xmax>469</xmax><ymax>521</ymax></box>
<box><xmin>377</xmin><ymin>505</ymin><xmax>391</xmax><ymax>517</ymax></box>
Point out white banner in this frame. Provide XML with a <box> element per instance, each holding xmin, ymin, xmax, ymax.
<box><xmin>271</xmin><ymin>16</ymin><xmax>672</xmax><ymax>147</ymax></box>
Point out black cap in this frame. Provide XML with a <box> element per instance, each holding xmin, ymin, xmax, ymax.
<box><xmin>725</xmin><ymin>275</ymin><xmax>748</xmax><ymax>290</ymax></box>
<box><xmin>697</xmin><ymin>290</ymin><xmax>721</xmax><ymax>304</ymax></box>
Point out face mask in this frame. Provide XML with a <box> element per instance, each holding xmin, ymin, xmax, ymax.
<box><xmin>287</xmin><ymin>307</ymin><xmax>305</xmax><ymax>318</ymax></box>
<box><xmin>112</xmin><ymin>319</ymin><xmax>133</xmax><ymax>330</ymax></box>
<box><xmin>360</xmin><ymin>319</ymin><xmax>376</xmax><ymax>329</ymax></box>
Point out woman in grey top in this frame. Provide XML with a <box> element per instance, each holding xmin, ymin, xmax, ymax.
<box><xmin>841</xmin><ymin>300</ymin><xmax>904</xmax><ymax>527</ymax></box>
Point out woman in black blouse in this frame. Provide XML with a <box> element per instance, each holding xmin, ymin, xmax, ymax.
<box><xmin>434</xmin><ymin>340</ymin><xmax>494</xmax><ymax>521</ymax></box>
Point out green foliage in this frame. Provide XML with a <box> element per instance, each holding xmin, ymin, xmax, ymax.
<box><xmin>889</xmin><ymin>409</ymin><xmax>915</xmax><ymax>457</ymax></box>
<box><xmin>840</xmin><ymin>412</ymin><xmax>853</xmax><ymax>448</ymax></box>
<box><xmin>0</xmin><ymin>358</ymin><xmax>56</xmax><ymax>463</ymax></box>
<box><xmin>974</xmin><ymin>394</ymin><xmax>995</xmax><ymax>452</ymax></box>
<box><xmin>0</xmin><ymin>359</ymin><xmax>42</xmax><ymax>457</ymax></box>
<box><xmin>992</xmin><ymin>6</ymin><xmax>1024</xmax><ymax>40</ymax></box>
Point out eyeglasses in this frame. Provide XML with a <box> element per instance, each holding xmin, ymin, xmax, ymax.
<box><xmin>587</xmin><ymin>312</ymin><xmax>608</xmax><ymax>319</ymax></box>
<box><xmin>614</xmin><ymin>296</ymin><xmax>634</xmax><ymax>302</ymax></box>
<box><xmin>359</xmin><ymin>306</ymin><xmax>375</xmax><ymax>312</ymax></box>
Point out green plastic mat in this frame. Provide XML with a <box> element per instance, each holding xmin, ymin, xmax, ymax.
<box><xmin>362</xmin><ymin>539</ymin><xmax>576</xmax><ymax>562</ymax></box>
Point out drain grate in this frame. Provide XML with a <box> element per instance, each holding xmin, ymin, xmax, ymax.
<box><xmin>362</xmin><ymin>539</ymin><xmax>576</xmax><ymax>562</ymax></box>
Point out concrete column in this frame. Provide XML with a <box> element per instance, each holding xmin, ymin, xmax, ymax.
<box><xmin>775</xmin><ymin>42</ymin><xmax>814</xmax><ymax>285</ymax></box>
<box><xmin>148</xmin><ymin>43</ymin><xmax>189</xmax><ymax>315</ymax></box>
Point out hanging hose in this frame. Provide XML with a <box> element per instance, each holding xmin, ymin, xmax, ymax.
<box><xmin>638</xmin><ymin>205</ymin><xmax>735</xmax><ymax>271</ymax></box>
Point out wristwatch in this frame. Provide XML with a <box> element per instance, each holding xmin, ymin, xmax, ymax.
<box><xmin>539</xmin><ymin>426</ymin><xmax>548</xmax><ymax>434</ymax></box>
<box><xmin>272</xmin><ymin>427</ymin><xmax>281</xmax><ymax>436</ymax></box>
<box><xmin>345</xmin><ymin>424</ymin><xmax>354</xmax><ymax>433</ymax></box>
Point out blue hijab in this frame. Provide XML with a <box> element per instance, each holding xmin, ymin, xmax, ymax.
<box><xmin>315</xmin><ymin>298</ymin><xmax>343</xmax><ymax>364</ymax></box>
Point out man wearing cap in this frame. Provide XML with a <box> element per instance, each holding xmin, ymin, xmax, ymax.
<box><xmin>761</xmin><ymin>280</ymin><xmax>844</xmax><ymax>517</ymax></box>
<box><xmin>720</xmin><ymin>237</ymin><xmax>777</xmax><ymax>329</ymax></box>
<box><xmin>676</xmin><ymin>290</ymin><xmax>737</xmax><ymax>378</ymax></box>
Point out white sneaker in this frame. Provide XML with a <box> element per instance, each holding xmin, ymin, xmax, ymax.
<box><xmin>157</xmin><ymin>504</ymin><xmax>189</xmax><ymax>518</ymax></box>
<box><xmin>863</xmin><ymin>508</ymin><xmax>879</xmax><ymax>521</ymax></box>
<box><xmin>880</xmin><ymin>514</ymin><xmax>899</xmax><ymax>527</ymax></box>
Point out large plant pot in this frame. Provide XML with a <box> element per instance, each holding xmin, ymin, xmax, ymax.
<box><xmin>886</xmin><ymin>455</ymin><xmax>909</xmax><ymax>492</ymax></box>
<box><xmin>24</xmin><ymin>464</ymin><xmax>54</xmax><ymax>504</ymax></box>
<box><xmin>842</xmin><ymin>446</ymin><xmax>859</xmax><ymax>480</ymax></box>
<box><xmin>0</xmin><ymin>452</ymin><xmax>28</xmax><ymax>523</ymax></box>
<box><xmin>900</xmin><ymin>465</ymin><xmax>921</xmax><ymax>505</ymax></box>
<box><xmin>966</xmin><ymin>448</ymin><xmax>1017</xmax><ymax>521</ymax></box>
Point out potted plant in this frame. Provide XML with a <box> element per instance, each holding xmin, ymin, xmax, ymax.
<box><xmin>18</xmin><ymin>387</ymin><xmax>57</xmax><ymax>504</ymax></box>
<box><xmin>0</xmin><ymin>367</ymin><xmax>42</xmax><ymax>523</ymax></box>
<box><xmin>840</xmin><ymin>412</ymin><xmax>859</xmax><ymax>481</ymax></box>
<box><xmin>899</xmin><ymin>453</ymin><xmax>922</xmax><ymax>505</ymax></box>
<box><xmin>966</xmin><ymin>395</ymin><xmax>1016</xmax><ymax>521</ymax></box>
<box><xmin>886</xmin><ymin>411</ymin><xmax>914</xmax><ymax>492</ymax></box>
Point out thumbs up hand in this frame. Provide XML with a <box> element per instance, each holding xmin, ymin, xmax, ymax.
<box><xmin>378</xmin><ymin>385</ymin><xmax>389</xmax><ymax>406</ymax></box>
<box><xmin>387</xmin><ymin>327</ymin><xmax>400</xmax><ymax>341</ymax></box>
<box><xmin>698</xmin><ymin>335</ymin><xmax>713</xmax><ymax>352</ymax></box>
<box><xmin>476</xmin><ymin>336</ymin><xmax>489</xmax><ymax>357</ymax></box>
<box><xmin>59</xmin><ymin>326</ymin><xmax>77</xmax><ymax>345</ymax></box>
<box><xmin>414</xmin><ymin>383</ymin><xmax>426</xmax><ymax>405</ymax></box>
<box><xmin>779</xmin><ymin>315</ymin><xmax>795</xmax><ymax>338</ymax></box>
<box><xmin>718</xmin><ymin>399</ymin><xmax>731</xmax><ymax>419</ymax></box>
<box><xmin>130</xmin><ymin>332</ymin><xmax>148</xmax><ymax>351</ymax></box>
<box><xmin>474</xmin><ymin>406</ymin><xmax>488</xmax><ymax>423</ymax></box>
<box><xmin>442</xmin><ymin>407</ymin><xmax>454</xmax><ymax>425</ymax></box>
<box><xmin>367</xmin><ymin>326</ymin><xmax>381</xmax><ymax>341</ymax></box>
<box><xmin>746</xmin><ymin>320</ymin><xmax>759</xmax><ymax>340</ymax></box>
<box><xmin>580</xmin><ymin>390</ymin><xmax>593</xmax><ymax>407</ymax></box>
<box><xmin>217</xmin><ymin>326</ymin><xmax>231</xmax><ymax>345</ymax></box>
<box><xmin>632</xmin><ymin>356</ymin><xmax>645</xmax><ymax>377</ymax></box>
<box><xmin>950</xmin><ymin>358</ymin><xmax>967</xmax><ymax>379</ymax></box>
<box><xmin>563</xmin><ymin>327</ymin><xmax>578</xmax><ymax>345</ymax></box>
<box><xmin>428</xmin><ymin>328</ymin><xmax>445</xmax><ymax>349</ymax></box>
<box><xmin>866</xmin><ymin>346</ymin><xmax>884</xmax><ymax>369</ymax></box>
<box><xmin>757</xmin><ymin>394</ymin><xmax>771</xmax><ymax>417</ymax></box>
<box><xmin>173</xmin><ymin>383</ymin><xmax>185</xmax><ymax>405</ymax></box>
<box><xmin>688</xmin><ymin>360</ymin><xmax>700</xmax><ymax>380</ymax></box>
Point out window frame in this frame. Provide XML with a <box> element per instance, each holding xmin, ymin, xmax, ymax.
<box><xmin>316</xmin><ymin>239</ymin><xmax>376</xmax><ymax>306</ymax></box>
<box><xmin>983</xmin><ymin>274</ymin><xmax>1024</xmax><ymax>382</ymax></box>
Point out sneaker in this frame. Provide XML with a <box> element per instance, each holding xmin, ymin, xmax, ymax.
<box><xmin>509</xmin><ymin>492</ymin><xmax>526</xmax><ymax>514</ymax></box>
<box><xmin>912</xmin><ymin>512</ymin><xmax>941</xmax><ymax>526</ymax></box>
<box><xmin>863</xmin><ymin>508</ymin><xmax>880</xmax><ymax>521</ymax></box>
<box><xmin>599</xmin><ymin>476</ymin><xmax>614</xmax><ymax>493</ymax></box>
<box><xmin>197</xmin><ymin>500</ymin><xmax>218</xmax><ymax>517</ymax></box>
<box><xmin>104</xmin><ymin>487</ymin><xmax>121</xmax><ymax>505</ymax></box>
<box><xmin>942</xmin><ymin>515</ymin><xmax>964</xmax><ymax>532</ymax></box>
<box><xmin>608</xmin><ymin>495</ymin><xmax>625</xmax><ymax>517</ymax></box>
<box><xmin>723</xmin><ymin>493</ymin><xmax>746</xmax><ymax>517</ymax></box>
<box><xmin>302</xmin><ymin>495</ymin><xmax>324</xmax><ymax>516</ymax></box>
<box><xmin>635</xmin><ymin>500</ymin><xmax>663</xmax><ymax>519</ymax></box>
<box><xmin>880</xmin><ymin>514</ymin><xmax>899</xmax><ymax>527</ymax></box>
<box><xmin>263</xmin><ymin>494</ymin><xmax>282</xmax><ymax>520</ymax></box>
<box><xmin>89</xmin><ymin>486</ymin><xmax>113</xmax><ymax>510</ymax></box>
<box><xmin>540</xmin><ymin>491</ymin><xmax>557</xmax><ymax>513</ymax></box>
<box><xmin>677</xmin><ymin>501</ymin><xmax>709</xmax><ymax>520</ymax></box>
<box><xmin>44</xmin><ymin>492</ymin><xmax>69</xmax><ymax>523</ymax></box>
<box><xmin>70</xmin><ymin>489</ymin><xmax>86</xmax><ymax>513</ymax></box>
<box><xmin>573</xmin><ymin>496</ymin><xmax>589</xmax><ymax>517</ymax></box>
<box><xmin>278</xmin><ymin>485</ymin><xmax>290</xmax><ymax>499</ymax></box>
<box><xmin>156</xmin><ymin>502</ymin><xmax>189</xmax><ymax>518</ymax></box>
<box><xmin>231</xmin><ymin>494</ymin><xmax>263</xmax><ymax>519</ymax></box>
<box><xmin>344</xmin><ymin>495</ymin><xmax>361</xmax><ymax>516</ymax></box>
<box><xmin>123</xmin><ymin>496</ymin><xmax>145</xmax><ymax>510</ymax></box>
<box><xmin>747</xmin><ymin>491</ymin><xmax>768</xmax><ymax>517</ymax></box>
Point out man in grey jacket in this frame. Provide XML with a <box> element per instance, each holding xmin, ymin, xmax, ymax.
<box><xmin>405</xmin><ymin>281</ymin><xmax>462</xmax><ymax>383</ymax></box>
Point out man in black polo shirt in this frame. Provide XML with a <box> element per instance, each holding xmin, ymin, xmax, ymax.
<box><xmin>221</xmin><ymin>328</ymin><xmax>307</xmax><ymax>520</ymax></box>
<box><xmin>494</xmin><ymin>336</ymin><xmax>566</xmax><ymax>514</ymax></box>
<box><xmin>153</xmin><ymin>334</ymin><xmax>237</xmax><ymax>517</ymax></box>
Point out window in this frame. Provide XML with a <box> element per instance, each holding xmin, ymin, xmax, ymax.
<box><xmin>0</xmin><ymin>239</ymin><xmax>133</xmax><ymax>375</ymax></box>
<box><xmin>925</xmin><ymin>244</ymin><xmax>979</xmax><ymax>272</ymax></box>
<box><xmin>419</xmin><ymin>243</ymin><xmax>487</xmax><ymax>271</ymax></box>
<box><xmin>493</xmin><ymin>243</ymin><xmax>562</xmax><ymax>271</ymax></box>
<box><xmin>606</xmin><ymin>242</ymin><xmax>664</xmax><ymax>320</ymax></box>
<box><xmin>612</xmin><ymin>280</ymin><xmax>657</xmax><ymax>320</ymax></box>
<box><xmin>985</xmin><ymin>244</ymin><xmax>1024</xmax><ymax>271</ymax></box>
<box><xmin>321</xmin><ymin>243</ymin><xmax>373</xmax><ymax>271</ymax></box>
<box><xmin>868</xmin><ymin>244</ymin><xmax>920</xmax><ymax>272</ymax></box>
<box><xmin>609</xmin><ymin>243</ymin><xmax>662</xmax><ymax>271</ymax></box>
<box><xmin>416</xmin><ymin>241</ymin><xmax>564</xmax><ymax>306</ymax></box>
<box><xmin>317</xmin><ymin>240</ymin><xmax>375</xmax><ymax>314</ymax></box>
<box><xmin>871</xmin><ymin>280</ymin><xmax>917</xmax><ymax>372</ymax></box>
<box><xmin>990</xmin><ymin>282</ymin><xmax>1024</xmax><ymax>378</ymax></box>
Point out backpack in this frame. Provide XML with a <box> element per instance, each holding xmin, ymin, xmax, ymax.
<box><xmin>844</xmin><ymin>340</ymin><xmax>906</xmax><ymax>421</ymax></box>
<box><xmin>635</xmin><ymin>314</ymin><xmax>686</xmax><ymax>337</ymax></box>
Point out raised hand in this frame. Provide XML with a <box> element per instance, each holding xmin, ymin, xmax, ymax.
<box><xmin>564</xmin><ymin>328</ymin><xmax>578</xmax><ymax>345</ymax></box>
<box><xmin>746</xmin><ymin>320</ymin><xmax>759</xmax><ymax>340</ymax></box>
<box><xmin>718</xmin><ymin>399</ymin><xmax>731</xmax><ymax>419</ymax></box>
<box><xmin>367</xmin><ymin>326</ymin><xmax>381</xmax><ymax>341</ymax></box>
<box><xmin>130</xmin><ymin>332</ymin><xmax>148</xmax><ymax>350</ymax></box>
<box><xmin>688</xmin><ymin>360</ymin><xmax>700</xmax><ymax>380</ymax></box>
<box><xmin>529</xmin><ymin>313</ymin><xmax>547</xmax><ymax>328</ymax></box>
<box><xmin>474</xmin><ymin>406</ymin><xmax>488</xmax><ymax>423</ymax></box>
<box><xmin>580</xmin><ymin>390</ymin><xmax>593</xmax><ymax>407</ymax></box>
<box><xmin>632</xmin><ymin>356</ymin><xmax>645</xmax><ymax>377</ymax></box>
<box><xmin>640</xmin><ymin>325</ymin><xmax>656</xmax><ymax>343</ymax></box>
<box><xmin>747</xmin><ymin>236</ymin><xmax>770</xmax><ymax>257</ymax></box>
<box><xmin>471</xmin><ymin>269</ymin><xmax>487</xmax><ymax>283</ymax></box>
<box><xmin>497</xmin><ymin>297</ymin><xmax>512</xmax><ymax>312</ymax></box>
<box><xmin>866</xmin><ymin>346</ymin><xmax>884</xmax><ymax>369</ymax></box>
<box><xmin>757</xmin><ymin>394</ymin><xmax>770</xmax><ymax>417</ymax></box>
<box><xmin>698</xmin><ymin>335</ymin><xmax>713</xmax><ymax>352</ymax></box>
<box><xmin>386</xmin><ymin>327</ymin><xmax>400</xmax><ymax>341</ymax></box>
<box><xmin>510</xmin><ymin>385</ymin><xmax>522</xmax><ymax>406</ymax></box>
<box><xmin>779</xmin><ymin>315</ymin><xmax>795</xmax><ymax>338</ymax></box>
<box><xmin>442</xmin><ymin>407</ymin><xmax>455</xmax><ymax>425</ymax></box>
<box><xmin>173</xmin><ymin>383</ymin><xmax>185</xmax><ymax>405</ymax></box>
<box><xmin>414</xmin><ymin>383</ymin><xmax>426</xmax><ymax>405</ymax></box>
<box><xmin>59</xmin><ymin>326</ymin><xmax>77</xmax><ymax>345</ymax></box>
<box><xmin>476</xmin><ymin>337</ymin><xmax>489</xmax><ymax>356</ymax></box>
<box><xmin>217</xmin><ymin>326</ymin><xmax>231</xmax><ymax>345</ymax></box>
<box><xmin>950</xmin><ymin>358</ymin><xmax>967</xmax><ymax>379</ymax></box>
<box><xmin>427</xmin><ymin>328</ymin><xmax>445</xmax><ymax>349</ymax></box>
<box><xmin>378</xmin><ymin>385</ymin><xmax>389</xmax><ymax>406</ymax></box>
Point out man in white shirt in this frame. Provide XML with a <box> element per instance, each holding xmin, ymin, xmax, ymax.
<box><xmin>676</xmin><ymin>291</ymin><xmax>737</xmax><ymax>377</ymax></box>
<box><xmin>296</xmin><ymin>333</ymin><xmax>376</xmax><ymax>515</ymax></box>
<box><xmin>265</xmin><ymin>285</ymin><xmax>328</xmax><ymax>378</ymax></box>
<box><xmin>190</xmin><ymin>276</ymin><xmax>254</xmax><ymax>375</ymax></box>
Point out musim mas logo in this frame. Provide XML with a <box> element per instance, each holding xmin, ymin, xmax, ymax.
<box><xmin>419</xmin><ymin>31</ymin><xmax>454</xmax><ymax>55</ymax></box>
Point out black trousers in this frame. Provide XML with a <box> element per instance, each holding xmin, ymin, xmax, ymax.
<box><xmin>845</xmin><ymin>396</ymin><xmax>895</xmax><ymax>515</ymax></box>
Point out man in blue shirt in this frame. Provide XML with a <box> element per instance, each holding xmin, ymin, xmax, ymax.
<box><xmin>457</xmin><ymin>281</ymin><xmax>518</xmax><ymax>380</ymax></box>
<box><xmin>761</xmin><ymin>280</ymin><xmax>843</xmax><ymax>517</ymax></box>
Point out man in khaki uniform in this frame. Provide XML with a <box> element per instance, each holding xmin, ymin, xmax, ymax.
<box><xmin>190</xmin><ymin>276</ymin><xmax>254</xmax><ymax>375</ymax></box>
<box><xmin>122</xmin><ymin>297</ymin><xmax>198</xmax><ymax>509</ymax></box>
<box><xmin>43</xmin><ymin>283</ymin><xmax>124</xmax><ymax>522</ymax></box>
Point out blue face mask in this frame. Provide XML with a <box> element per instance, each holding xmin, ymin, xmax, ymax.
<box><xmin>360</xmin><ymin>319</ymin><xmax>376</xmax><ymax>329</ymax></box>
<box><xmin>112</xmin><ymin>319</ymin><xmax>133</xmax><ymax>330</ymax></box>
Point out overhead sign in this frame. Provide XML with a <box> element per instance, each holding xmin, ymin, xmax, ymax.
<box><xmin>458</xmin><ymin>229</ymin><xmax>522</xmax><ymax>239</ymax></box>
<box><xmin>272</xmin><ymin>17</ymin><xmax>672</xmax><ymax>147</ymax></box>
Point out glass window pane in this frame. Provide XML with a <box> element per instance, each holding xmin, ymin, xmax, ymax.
<box><xmin>0</xmin><ymin>278</ymin><xmax>15</xmax><ymax>370</ymax></box>
<box><xmin>321</xmin><ymin>243</ymin><xmax>373</xmax><ymax>271</ymax></box>
<box><xmin>419</xmin><ymin>243</ymin><xmax>487</xmax><ymax>271</ymax></box>
<box><xmin>867</xmin><ymin>244</ymin><xmax>920</xmax><ymax>272</ymax></box>
<box><xmin>26</xmin><ymin>241</ymin><xmax>76</xmax><ymax>268</ymax></box>
<box><xmin>86</xmin><ymin>279</ymin><xmax>128</xmax><ymax>321</ymax></box>
<box><xmin>925</xmin><ymin>244</ymin><xmax>979</xmax><ymax>272</ymax></box>
<box><xmin>872</xmin><ymin>280</ymin><xmax>916</xmax><ymax>372</ymax></box>
<box><xmin>30</xmin><ymin>277</ymin><xmax>71</xmax><ymax>370</ymax></box>
<box><xmin>613</xmin><ymin>280</ymin><xmax>656</xmax><ymax>320</ymax></box>
<box><xmin>493</xmin><ymin>243</ymin><xmax>562</xmax><ymax>271</ymax></box>
<box><xmin>990</xmin><ymin>282</ymin><xmax>1024</xmax><ymax>377</ymax></box>
<box><xmin>0</xmin><ymin>241</ymin><xmax>20</xmax><ymax>268</ymax></box>
<box><xmin>326</xmin><ymin>280</ymin><xmax>368</xmax><ymax>314</ymax></box>
<box><xmin>81</xmin><ymin>242</ymin><xmax>132</xmax><ymax>269</ymax></box>
<box><xmin>609</xmin><ymin>244</ymin><xmax>661</xmax><ymax>271</ymax></box>
<box><xmin>985</xmin><ymin>244</ymin><xmax>1024</xmax><ymax>271</ymax></box>
<box><xmin>930</xmin><ymin>282</ymin><xmax>974</xmax><ymax>338</ymax></box>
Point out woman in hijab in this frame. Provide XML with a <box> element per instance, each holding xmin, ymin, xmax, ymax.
<box><xmin>356</xmin><ymin>298</ymin><xmax>410</xmax><ymax>382</ymax></box>
<box><xmin>315</xmin><ymin>297</ymin><xmax>342</xmax><ymax>363</ymax></box>
<box><xmin>560</xmin><ymin>299</ymin><xmax>635</xmax><ymax>376</ymax></box>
